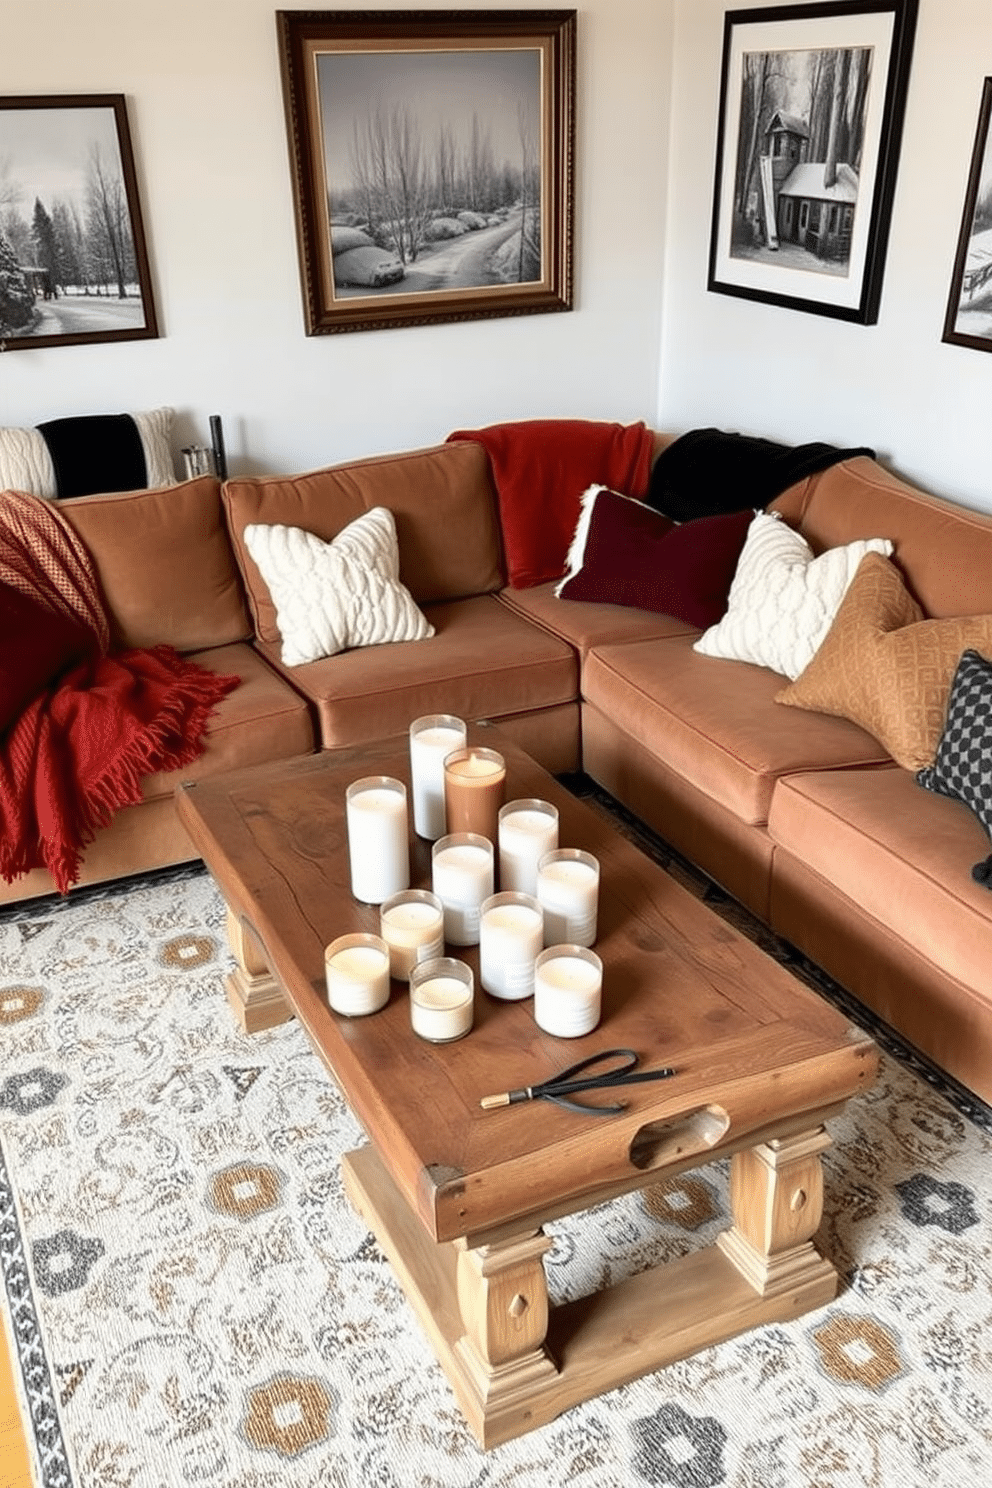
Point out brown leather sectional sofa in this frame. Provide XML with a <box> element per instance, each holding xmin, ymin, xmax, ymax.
<box><xmin>6</xmin><ymin>436</ymin><xmax>992</xmax><ymax>1109</ymax></box>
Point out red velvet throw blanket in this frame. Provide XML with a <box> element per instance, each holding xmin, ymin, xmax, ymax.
<box><xmin>447</xmin><ymin>418</ymin><xmax>656</xmax><ymax>589</ymax></box>
<box><xmin>0</xmin><ymin>489</ymin><xmax>239</xmax><ymax>893</ymax></box>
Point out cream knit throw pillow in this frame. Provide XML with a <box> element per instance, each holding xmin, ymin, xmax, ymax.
<box><xmin>693</xmin><ymin>511</ymin><xmax>892</xmax><ymax>679</ymax></box>
<box><xmin>243</xmin><ymin>506</ymin><xmax>434</xmax><ymax>666</ymax></box>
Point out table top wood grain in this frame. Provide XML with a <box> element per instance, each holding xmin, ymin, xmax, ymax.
<box><xmin>176</xmin><ymin>727</ymin><xmax>877</xmax><ymax>1244</ymax></box>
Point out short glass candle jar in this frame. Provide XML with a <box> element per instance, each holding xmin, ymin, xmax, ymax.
<box><xmin>431</xmin><ymin>832</ymin><xmax>495</xmax><ymax>946</ymax></box>
<box><xmin>345</xmin><ymin>776</ymin><xmax>409</xmax><ymax>904</ymax></box>
<box><xmin>409</xmin><ymin>714</ymin><xmax>467</xmax><ymax>840</ymax></box>
<box><xmin>479</xmin><ymin>891</ymin><xmax>544</xmax><ymax>1001</ymax></box>
<box><xmin>536</xmin><ymin>849</ymin><xmax>600</xmax><ymax>948</ymax></box>
<box><xmin>325</xmin><ymin>932</ymin><xmax>391</xmax><ymax>1017</ymax></box>
<box><xmin>379</xmin><ymin>889</ymin><xmax>445</xmax><ymax>981</ymax></box>
<box><xmin>409</xmin><ymin>957</ymin><xmax>474</xmax><ymax>1043</ymax></box>
<box><xmin>533</xmin><ymin>945</ymin><xmax>603</xmax><ymax>1038</ymax></box>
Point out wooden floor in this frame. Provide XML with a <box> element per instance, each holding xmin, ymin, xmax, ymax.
<box><xmin>1</xmin><ymin>1323</ymin><xmax>32</xmax><ymax>1488</ymax></box>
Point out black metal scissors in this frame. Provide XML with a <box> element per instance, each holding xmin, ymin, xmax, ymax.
<box><xmin>479</xmin><ymin>1048</ymin><xmax>676</xmax><ymax>1117</ymax></box>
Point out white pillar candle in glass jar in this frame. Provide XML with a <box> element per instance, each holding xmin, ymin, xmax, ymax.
<box><xmin>479</xmin><ymin>891</ymin><xmax>545</xmax><ymax>1000</ymax></box>
<box><xmin>379</xmin><ymin>889</ymin><xmax>445</xmax><ymax>981</ymax></box>
<box><xmin>498</xmin><ymin>799</ymin><xmax>559</xmax><ymax>896</ymax></box>
<box><xmin>409</xmin><ymin>714</ymin><xmax>467</xmax><ymax>839</ymax></box>
<box><xmin>536</xmin><ymin>849</ymin><xmax>600</xmax><ymax>947</ymax></box>
<box><xmin>431</xmin><ymin>833</ymin><xmax>494</xmax><ymax>946</ymax></box>
<box><xmin>533</xmin><ymin>945</ymin><xmax>603</xmax><ymax>1037</ymax></box>
<box><xmin>325</xmin><ymin>932</ymin><xmax>392</xmax><ymax>1017</ymax></box>
<box><xmin>345</xmin><ymin>776</ymin><xmax>409</xmax><ymax>904</ymax></box>
<box><xmin>409</xmin><ymin>957</ymin><xmax>474</xmax><ymax>1043</ymax></box>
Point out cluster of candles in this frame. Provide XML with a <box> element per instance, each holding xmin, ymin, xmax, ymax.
<box><xmin>327</xmin><ymin>714</ymin><xmax>603</xmax><ymax>1042</ymax></box>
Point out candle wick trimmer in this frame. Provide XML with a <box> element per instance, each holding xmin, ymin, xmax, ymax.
<box><xmin>479</xmin><ymin>1047</ymin><xmax>676</xmax><ymax>1117</ymax></box>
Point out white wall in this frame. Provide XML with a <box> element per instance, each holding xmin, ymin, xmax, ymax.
<box><xmin>659</xmin><ymin>0</ymin><xmax>992</xmax><ymax>513</ymax></box>
<box><xmin>1</xmin><ymin>0</ymin><xmax>673</xmax><ymax>476</ymax></box>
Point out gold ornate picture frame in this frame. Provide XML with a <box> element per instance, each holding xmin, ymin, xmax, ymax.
<box><xmin>277</xmin><ymin>9</ymin><xmax>575</xmax><ymax>335</ymax></box>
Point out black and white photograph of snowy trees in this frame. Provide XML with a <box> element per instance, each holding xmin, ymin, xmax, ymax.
<box><xmin>0</xmin><ymin>96</ymin><xmax>157</xmax><ymax>350</ymax></box>
<box><xmin>321</xmin><ymin>48</ymin><xmax>543</xmax><ymax>299</ymax></box>
<box><xmin>279</xmin><ymin>11</ymin><xmax>575</xmax><ymax>335</ymax></box>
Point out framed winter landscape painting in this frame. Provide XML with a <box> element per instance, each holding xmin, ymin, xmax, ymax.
<box><xmin>0</xmin><ymin>94</ymin><xmax>158</xmax><ymax>351</ymax></box>
<box><xmin>708</xmin><ymin>0</ymin><xmax>918</xmax><ymax>324</ymax></box>
<box><xmin>942</xmin><ymin>78</ymin><xmax>992</xmax><ymax>353</ymax></box>
<box><xmin>277</xmin><ymin>9</ymin><xmax>575</xmax><ymax>335</ymax></box>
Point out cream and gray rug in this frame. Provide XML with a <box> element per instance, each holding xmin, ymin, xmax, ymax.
<box><xmin>1</xmin><ymin>835</ymin><xmax>991</xmax><ymax>1488</ymax></box>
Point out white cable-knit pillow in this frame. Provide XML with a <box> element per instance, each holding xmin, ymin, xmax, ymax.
<box><xmin>243</xmin><ymin>506</ymin><xmax>435</xmax><ymax>666</ymax></box>
<box><xmin>693</xmin><ymin>511</ymin><xmax>893</xmax><ymax>679</ymax></box>
<box><xmin>0</xmin><ymin>408</ymin><xmax>175</xmax><ymax>496</ymax></box>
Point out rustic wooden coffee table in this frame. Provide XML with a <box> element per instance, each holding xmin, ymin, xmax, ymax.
<box><xmin>176</xmin><ymin>728</ymin><xmax>877</xmax><ymax>1448</ymax></box>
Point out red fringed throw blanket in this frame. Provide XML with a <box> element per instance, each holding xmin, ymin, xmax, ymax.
<box><xmin>446</xmin><ymin>418</ymin><xmax>656</xmax><ymax>589</ymax></box>
<box><xmin>0</xmin><ymin>489</ymin><xmax>239</xmax><ymax>892</ymax></box>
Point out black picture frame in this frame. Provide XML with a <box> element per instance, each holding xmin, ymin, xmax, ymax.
<box><xmin>0</xmin><ymin>94</ymin><xmax>159</xmax><ymax>352</ymax></box>
<box><xmin>708</xmin><ymin>0</ymin><xmax>918</xmax><ymax>325</ymax></box>
<box><xmin>942</xmin><ymin>78</ymin><xmax>992</xmax><ymax>354</ymax></box>
<box><xmin>277</xmin><ymin>9</ymin><xmax>576</xmax><ymax>335</ymax></box>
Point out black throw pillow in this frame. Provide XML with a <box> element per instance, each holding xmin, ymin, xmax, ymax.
<box><xmin>916</xmin><ymin>648</ymin><xmax>992</xmax><ymax>888</ymax></box>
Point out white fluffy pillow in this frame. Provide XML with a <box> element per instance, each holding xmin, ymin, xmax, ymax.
<box><xmin>0</xmin><ymin>407</ymin><xmax>175</xmax><ymax>496</ymax></box>
<box><xmin>243</xmin><ymin>506</ymin><xmax>435</xmax><ymax>666</ymax></box>
<box><xmin>693</xmin><ymin>511</ymin><xmax>893</xmax><ymax>679</ymax></box>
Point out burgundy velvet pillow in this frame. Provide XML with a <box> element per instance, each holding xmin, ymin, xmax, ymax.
<box><xmin>555</xmin><ymin>486</ymin><xmax>755</xmax><ymax>628</ymax></box>
<box><xmin>0</xmin><ymin>583</ymin><xmax>93</xmax><ymax>732</ymax></box>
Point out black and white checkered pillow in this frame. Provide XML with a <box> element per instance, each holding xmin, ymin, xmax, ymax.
<box><xmin>917</xmin><ymin>648</ymin><xmax>992</xmax><ymax>886</ymax></box>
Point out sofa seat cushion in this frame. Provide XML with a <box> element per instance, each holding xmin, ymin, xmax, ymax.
<box><xmin>256</xmin><ymin>593</ymin><xmax>577</xmax><ymax>751</ymax></box>
<box><xmin>139</xmin><ymin>643</ymin><xmax>315</xmax><ymax>802</ymax></box>
<box><xmin>583</xmin><ymin>633</ymin><xmax>891</xmax><ymax>825</ymax></box>
<box><xmin>223</xmin><ymin>442</ymin><xmax>503</xmax><ymax>645</ymax></box>
<box><xmin>497</xmin><ymin>581</ymin><xmax>698</xmax><ymax>660</ymax></box>
<box><xmin>768</xmin><ymin>767</ymin><xmax>992</xmax><ymax>1000</ymax></box>
<box><xmin>61</xmin><ymin>477</ymin><xmax>251</xmax><ymax>652</ymax></box>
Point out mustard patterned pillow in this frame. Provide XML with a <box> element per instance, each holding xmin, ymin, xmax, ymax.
<box><xmin>776</xmin><ymin>553</ymin><xmax>992</xmax><ymax>770</ymax></box>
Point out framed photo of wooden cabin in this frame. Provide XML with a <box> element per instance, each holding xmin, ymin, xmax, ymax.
<box><xmin>277</xmin><ymin>9</ymin><xmax>575</xmax><ymax>335</ymax></box>
<box><xmin>707</xmin><ymin>1</ymin><xmax>918</xmax><ymax>324</ymax></box>
<box><xmin>942</xmin><ymin>78</ymin><xmax>992</xmax><ymax>353</ymax></box>
<box><xmin>0</xmin><ymin>94</ymin><xmax>158</xmax><ymax>352</ymax></box>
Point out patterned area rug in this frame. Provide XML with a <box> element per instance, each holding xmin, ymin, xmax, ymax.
<box><xmin>2</xmin><ymin>808</ymin><xmax>991</xmax><ymax>1488</ymax></box>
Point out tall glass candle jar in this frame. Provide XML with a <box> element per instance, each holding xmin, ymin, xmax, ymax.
<box><xmin>325</xmin><ymin>932</ymin><xmax>392</xmax><ymax>1017</ymax></box>
<box><xmin>345</xmin><ymin>776</ymin><xmax>409</xmax><ymax>904</ymax></box>
<box><xmin>409</xmin><ymin>957</ymin><xmax>474</xmax><ymax>1043</ymax></box>
<box><xmin>379</xmin><ymin>889</ymin><xmax>445</xmax><ymax>981</ymax></box>
<box><xmin>498</xmin><ymin>799</ymin><xmax>559</xmax><ymax>896</ymax></box>
<box><xmin>536</xmin><ymin>849</ymin><xmax>600</xmax><ymax>947</ymax></box>
<box><xmin>431</xmin><ymin>833</ymin><xmax>494</xmax><ymax>946</ymax></box>
<box><xmin>409</xmin><ymin>714</ymin><xmax>467</xmax><ymax>840</ymax></box>
<box><xmin>443</xmin><ymin>747</ymin><xmax>506</xmax><ymax>842</ymax></box>
<box><xmin>479</xmin><ymin>891</ymin><xmax>544</xmax><ymax>1001</ymax></box>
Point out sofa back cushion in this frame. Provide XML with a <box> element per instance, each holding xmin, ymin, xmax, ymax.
<box><xmin>222</xmin><ymin>442</ymin><xmax>504</xmax><ymax>646</ymax></box>
<box><xmin>60</xmin><ymin>476</ymin><xmax>252</xmax><ymax>652</ymax></box>
<box><xmin>770</xmin><ymin>456</ymin><xmax>992</xmax><ymax>618</ymax></box>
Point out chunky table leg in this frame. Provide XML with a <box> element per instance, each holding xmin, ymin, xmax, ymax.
<box><xmin>224</xmin><ymin>908</ymin><xmax>293</xmax><ymax>1033</ymax></box>
<box><xmin>342</xmin><ymin>1127</ymin><xmax>846</xmax><ymax>1451</ymax></box>
<box><xmin>452</xmin><ymin>1231</ymin><xmax>559</xmax><ymax>1434</ymax></box>
<box><xmin>717</xmin><ymin>1128</ymin><xmax>838</xmax><ymax>1298</ymax></box>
